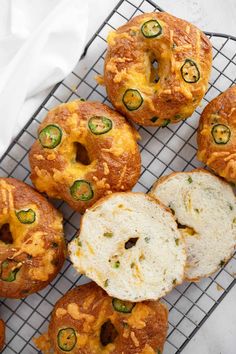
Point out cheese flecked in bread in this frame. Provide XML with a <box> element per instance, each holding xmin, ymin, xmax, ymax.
<box><xmin>150</xmin><ymin>170</ymin><xmax>236</xmax><ymax>281</ymax></box>
<box><xmin>69</xmin><ymin>193</ymin><xmax>186</xmax><ymax>302</ymax></box>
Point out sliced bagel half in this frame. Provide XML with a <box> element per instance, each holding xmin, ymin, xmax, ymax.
<box><xmin>69</xmin><ymin>193</ymin><xmax>186</xmax><ymax>302</ymax></box>
<box><xmin>150</xmin><ymin>169</ymin><xmax>236</xmax><ymax>281</ymax></box>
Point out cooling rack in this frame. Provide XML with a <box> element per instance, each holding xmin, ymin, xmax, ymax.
<box><xmin>0</xmin><ymin>0</ymin><xmax>236</xmax><ymax>353</ymax></box>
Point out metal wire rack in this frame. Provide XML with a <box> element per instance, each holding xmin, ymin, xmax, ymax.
<box><xmin>0</xmin><ymin>0</ymin><xmax>236</xmax><ymax>353</ymax></box>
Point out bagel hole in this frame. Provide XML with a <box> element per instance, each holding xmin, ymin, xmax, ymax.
<box><xmin>125</xmin><ymin>237</ymin><xmax>139</xmax><ymax>249</ymax></box>
<box><xmin>0</xmin><ymin>224</ymin><xmax>13</xmax><ymax>244</ymax></box>
<box><xmin>100</xmin><ymin>320</ymin><xmax>118</xmax><ymax>346</ymax></box>
<box><xmin>150</xmin><ymin>59</ymin><xmax>159</xmax><ymax>83</ymax></box>
<box><xmin>74</xmin><ymin>142</ymin><xmax>90</xmax><ymax>165</ymax></box>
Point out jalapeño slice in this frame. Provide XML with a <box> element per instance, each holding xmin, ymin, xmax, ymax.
<box><xmin>0</xmin><ymin>259</ymin><xmax>22</xmax><ymax>282</ymax></box>
<box><xmin>181</xmin><ymin>59</ymin><xmax>200</xmax><ymax>83</ymax></box>
<box><xmin>57</xmin><ymin>328</ymin><xmax>77</xmax><ymax>352</ymax></box>
<box><xmin>112</xmin><ymin>298</ymin><xmax>135</xmax><ymax>313</ymax></box>
<box><xmin>122</xmin><ymin>89</ymin><xmax>143</xmax><ymax>111</ymax></box>
<box><xmin>211</xmin><ymin>124</ymin><xmax>231</xmax><ymax>144</ymax></box>
<box><xmin>70</xmin><ymin>180</ymin><xmax>94</xmax><ymax>201</ymax></box>
<box><xmin>16</xmin><ymin>209</ymin><xmax>36</xmax><ymax>224</ymax></box>
<box><xmin>88</xmin><ymin>116</ymin><xmax>112</xmax><ymax>135</ymax></box>
<box><xmin>141</xmin><ymin>19</ymin><xmax>162</xmax><ymax>38</ymax></box>
<box><xmin>39</xmin><ymin>124</ymin><xmax>62</xmax><ymax>149</ymax></box>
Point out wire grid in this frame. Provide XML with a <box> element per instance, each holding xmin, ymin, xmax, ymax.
<box><xmin>0</xmin><ymin>0</ymin><xmax>236</xmax><ymax>353</ymax></box>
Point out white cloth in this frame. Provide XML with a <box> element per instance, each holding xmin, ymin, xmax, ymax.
<box><xmin>0</xmin><ymin>0</ymin><xmax>88</xmax><ymax>157</ymax></box>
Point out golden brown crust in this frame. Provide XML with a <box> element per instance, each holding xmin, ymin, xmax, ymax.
<box><xmin>86</xmin><ymin>190</ymin><xmax>174</xmax><ymax>216</ymax></box>
<box><xmin>0</xmin><ymin>319</ymin><xmax>5</xmax><ymax>351</ymax></box>
<box><xmin>0</xmin><ymin>178</ymin><xmax>66</xmax><ymax>298</ymax></box>
<box><xmin>197</xmin><ymin>85</ymin><xmax>236</xmax><ymax>183</ymax></box>
<box><xmin>150</xmin><ymin>168</ymin><xmax>221</xmax><ymax>193</ymax></box>
<box><xmin>48</xmin><ymin>282</ymin><xmax>168</xmax><ymax>354</ymax></box>
<box><xmin>29</xmin><ymin>100</ymin><xmax>141</xmax><ymax>214</ymax></box>
<box><xmin>104</xmin><ymin>12</ymin><xmax>212</xmax><ymax>126</ymax></box>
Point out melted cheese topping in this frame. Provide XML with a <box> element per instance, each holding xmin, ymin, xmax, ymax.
<box><xmin>122</xmin><ymin>327</ymin><xmax>130</xmax><ymax>338</ymax></box>
<box><xmin>199</xmin><ymin>125</ymin><xmax>211</xmax><ymax>137</ymax></box>
<box><xmin>14</xmin><ymin>231</ymin><xmax>47</xmax><ymax>256</ymax></box>
<box><xmin>101</xmin><ymin>127</ymin><xmax>138</xmax><ymax>157</ymax></box>
<box><xmin>130</xmin><ymin>331</ymin><xmax>139</xmax><ymax>347</ymax></box>
<box><xmin>55</xmin><ymin>302</ymin><xmax>96</xmax><ymax>338</ymax></box>
<box><xmin>67</xmin><ymin>101</ymin><xmax>79</xmax><ymax>113</ymax></box>
<box><xmin>56</xmin><ymin>308</ymin><xmax>67</xmax><ymax>317</ymax></box>
<box><xmin>29</xmin><ymin>251</ymin><xmax>55</xmax><ymax>281</ymax></box>
<box><xmin>79</xmin><ymin>299</ymin><xmax>117</xmax><ymax>353</ymax></box>
<box><xmin>67</xmin><ymin>303</ymin><xmax>95</xmax><ymax>323</ymax></box>
<box><xmin>206</xmin><ymin>151</ymin><xmax>230</xmax><ymax>165</ymax></box>
<box><xmin>117</xmin><ymin>166</ymin><xmax>127</xmax><ymax>188</ymax></box>
<box><xmin>77</xmin><ymin>333</ymin><xmax>89</xmax><ymax>347</ymax></box>
<box><xmin>13</xmin><ymin>231</ymin><xmax>56</xmax><ymax>281</ymax></box>
<box><xmin>103</xmin><ymin>14</ymin><xmax>212</xmax><ymax>125</ymax></box>
<box><xmin>0</xmin><ymin>180</ymin><xmax>63</xmax><ymax>282</ymax></box>
<box><xmin>83</xmin><ymin>293</ymin><xmax>96</xmax><ymax>310</ymax></box>
<box><xmin>51</xmin><ymin>296</ymin><xmax>161</xmax><ymax>354</ymax></box>
<box><xmin>95</xmin><ymin>178</ymin><xmax>108</xmax><ymax>190</ymax></box>
<box><xmin>127</xmin><ymin>303</ymin><xmax>150</xmax><ymax>329</ymax></box>
<box><xmin>141</xmin><ymin>344</ymin><xmax>156</xmax><ymax>354</ymax></box>
<box><xmin>46</xmin><ymin>153</ymin><xmax>56</xmax><ymax>161</ymax></box>
<box><xmin>32</xmin><ymin>100</ymin><xmax>139</xmax><ymax>201</ymax></box>
<box><xmin>34</xmin><ymin>154</ymin><xmax>45</xmax><ymax>161</ymax></box>
<box><xmin>224</xmin><ymin>153</ymin><xmax>236</xmax><ymax>162</ymax></box>
<box><xmin>1</xmin><ymin>188</ymin><xmax>7</xmax><ymax>205</ymax></box>
<box><xmin>103</xmin><ymin>162</ymin><xmax>110</xmax><ymax>176</ymax></box>
<box><xmin>33</xmin><ymin>333</ymin><xmax>52</xmax><ymax>354</ymax></box>
<box><xmin>221</xmin><ymin>159</ymin><xmax>236</xmax><ymax>179</ymax></box>
<box><xmin>107</xmin><ymin>31</ymin><xmax>134</xmax><ymax>46</ymax></box>
<box><xmin>107</xmin><ymin>31</ymin><xmax>117</xmax><ymax>46</ymax></box>
<box><xmin>174</xmin><ymin>44</ymin><xmax>192</xmax><ymax>51</ymax></box>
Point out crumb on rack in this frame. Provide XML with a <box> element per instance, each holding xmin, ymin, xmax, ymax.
<box><xmin>95</xmin><ymin>75</ymin><xmax>105</xmax><ymax>85</ymax></box>
<box><xmin>33</xmin><ymin>332</ymin><xmax>52</xmax><ymax>354</ymax></box>
<box><xmin>216</xmin><ymin>284</ymin><xmax>224</xmax><ymax>291</ymax></box>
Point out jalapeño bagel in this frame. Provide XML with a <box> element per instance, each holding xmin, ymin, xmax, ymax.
<box><xmin>0</xmin><ymin>178</ymin><xmax>66</xmax><ymax>298</ymax></box>
<box><xmin>47</xmin><ymin>282</ymin><xmax>168</xmax><ymax>354</ymax></box>
<box><xmin>103</xmin><ymin>12</ymin><xmax>212</xmax><ymax>126</ymax></box>
<box><xmin>197</xmin><ymin>85</ymin><xmax>236</xmax><ymax>183</ymax></box>
<box><xmin>29</xmin><ymin>100</ymin><xmax>141</xmax><ymax>214</ymax></box>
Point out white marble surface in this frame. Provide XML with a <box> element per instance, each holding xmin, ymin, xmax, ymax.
<box><xmin>85</xmin><ymin>1</ymin><xmax>236</xmax><ymax>354</ymax></box>
<box><xmin>86</xmin><ymin>0</ymin><xmax>236</xmax><ymax>41</ymax></box>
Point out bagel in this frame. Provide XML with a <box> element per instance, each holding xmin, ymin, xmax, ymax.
<box><xmin>103</xmin><ymin>12</ymin><xmax>212</xmax><ymax>126</ymax></box>
<box><xmin>197</xmin><ymin>85</ymin><xmax>236</xmax><ymax>183</ymax></box>
<box><xmin>0</xmin><ymin>319</ymin><xmax>5</xmax><ymax>351</ymax></box>
<box><xmin>29</xmin><ymin>100</ymin><xmax>141</xmax><ymax>214</ymax></box>
<box><xmin>69</xmin><ymin>193</ymin><xmax>186</xmax><ymax>302</ymax></box>
<box><xmin>47</xmin><ymin>282</ymin><xmax>168</xmax><ymax>354</ymax></box>
<box><xmin>150</xmin><ymin>169</ymin><xmax>236</xmax><ymax>281</ymax></box>
<box><xmin>0</xmin><ymin>178</ymin><xmax>66</xmax><ymax>298</ymax></box>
